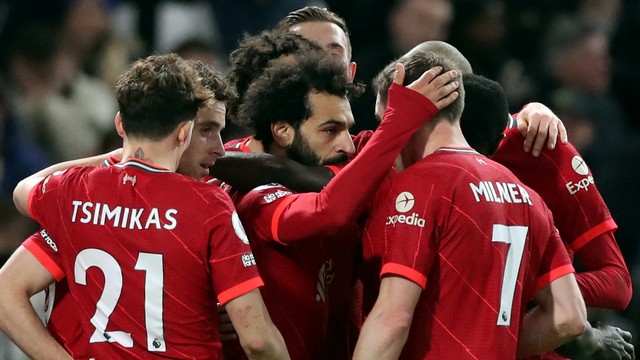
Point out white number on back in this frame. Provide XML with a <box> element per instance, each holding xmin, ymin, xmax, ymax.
<box><xmin>491</xmin><ymin>224</ymin><xmax>528</xmax><ymax>326</ymax></box>
<box><xmin>74</xmin><ymin>249</ymin><xmax>165</xmax><ymax>351</ymax></box>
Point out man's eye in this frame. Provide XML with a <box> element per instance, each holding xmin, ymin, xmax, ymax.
<box><xmin>324</xmin><ymin>128</ymin><xmax>338</xmax><ymax>135</ymax></box>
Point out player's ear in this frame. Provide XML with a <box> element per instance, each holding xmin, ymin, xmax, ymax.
<box><xmin>348</xmin><ymin>61</ymin><xmax>357</xmax><ymax>82</ymax></box>
<box><xmin>177</xmin><ymin>120</ymin><xmax>194</xmax><ymax>146</ymax></box>
<box><xmin>115</xmin><ymin>112</ymin><xmax>125</xmax><ymax>137</ymax></box>
<box><xmin>272</xmin><ymin>121</ymin><xmax>294</xmax><ymax>147</ymax></box>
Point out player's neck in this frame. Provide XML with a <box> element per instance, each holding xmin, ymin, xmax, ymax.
<box><xmin>423</xmin><ymin>121</ymin><xmax>469</xmax><ymax>156</ymax></box>
<box><xmin>121</xmin><ymin>138</ymin><xmax>182</xmax><ymax>172</ymax></box>
<box><xmin>246</xmin><ymin>137</ymin><xmax>265</xmax><ymax>153</ymax></box>
<box><xmin>401</xmin><ymin>120</ymin><xmax>469</xmax><ymax>167</ymax></box>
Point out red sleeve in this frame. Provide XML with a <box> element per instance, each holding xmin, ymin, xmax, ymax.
<box><xmin>208</xmin><ymin>192</ymin><xmax>263</xmax><ymax>305</ymax></box>
<box><xmin>274</xmin><ymin>84</ymin><xmax>438</xmax><ymax>243</ymax></box>
<box><xmin>379</xmin><ymin>170</ymin><xmax>438</xmax><ymax>289</ymax></box>
<box><xmin>22</xmin><ymin>230</ymin><xmax>65</xmax><ymax>281</ymax></box>
<box><xmin>493</xmin><ymin>128</ymin><xmax>617</xmax><ymax>248</ymax></box>
<box><xmin>534</xmin><ymin>209</ymin><xmax>575</xmax><ymax>292</ymax></box>
<box><xmin>28</xmin><ymin>168</ymin><xmax>81</xmax><ymax>226</ymax></box>
<box><xmin>573</xmin><ymin>231</ymin><xmax>632</xmax><ymax>310</ymax></box>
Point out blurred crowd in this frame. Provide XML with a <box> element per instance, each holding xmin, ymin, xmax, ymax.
<box><xmin>0</xmin><ymin>0</ymin><xmax>638</xmax><ymax>356</ymax></box>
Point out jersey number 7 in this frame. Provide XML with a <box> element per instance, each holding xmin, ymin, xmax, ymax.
<box><xmin>492</xmin><ymin>224</ymin><xmax>528</xmax><ymax>326</ymax></box>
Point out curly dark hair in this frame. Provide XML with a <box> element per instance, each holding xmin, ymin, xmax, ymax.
<box><xmin>372</xmin><ymin>41</ymin><xmax>466</xmax><ymax>124</ymax></box>
<box><xmin>225</xmin><ymin>29</ymin><xmax>323</xmax><ymax>125</ymax></box>
<box><xmin>115</xmin><ymin>53</ymin><xmax>211</xmax><ymax>140</ymax></box>
<box><xmin>238</xmin><ymin>52</ymin><xmax>364</xmax><ymax>149</ymax></box>
<box><xmin>189</xmin><ymin>60</ymin><xmax>236</xmax><ymax>103</ymax></box>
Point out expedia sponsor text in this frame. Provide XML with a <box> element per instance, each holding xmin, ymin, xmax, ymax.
<box><xmin>386</xmin><ymin>212</ymin><xmax>426</xmax><ymax>228</ymax></box>
<box><xmin>566</xmin><ymin>176</ymin><xmax>594</xmax><ymax>195</ymax></box>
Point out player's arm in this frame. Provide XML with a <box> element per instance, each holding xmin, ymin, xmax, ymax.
<box><xmin>573</xmin><ymin>231</ymin><xmax>632</xmax><ymax>310</ymax></box>
<box><xmin>276</xmin><ymin>65</ymin><xmax>459</xmax><ymax>242</ymax></box>
<box><xmin>517</xmin><ymin>273</ymin><xmax>587</xmax><ymax>358</ymax></box>
<box><xmin>353</xmin><ymin>276</ymin><xmax>421</xmax><ymax>360</ymax></box>
<box><xmin>555</xmin><ymin>321</ymin><xmax>635</xmax><ymax>360</ymax></box>
<box><xmin>211</xmin><ymin>151</ymin><xmax>334</xmax><ymax>193</ymax></box>
<box><xmin>0</xmin><ymin>246</ymin><xmax>72</xmax><ymax>360</ymax></box>
<box><xmin>225</xmin><ymin>289</ymin><xmax>290</xmax><ymax>360</ymax></box>
<box><xmin>13</xmin><ymin>148</ymin><xmax>122</xmax><ymax>217</ymax></box>
<box><xmin>515</xmin><ymin>102</ymin><xmax>568</xmax><ymax>157</ymax></box>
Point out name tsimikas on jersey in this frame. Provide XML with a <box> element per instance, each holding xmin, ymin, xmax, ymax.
<box><xmin>39</xmin><ymin>229</ymin><xmax>58</xmax><ymax>252</ymax></box>
<box><xmin>566</xmin><ymin>175</ymin><xmax>594</xmax><ymax>195</ymax></box>
<box><xmin>70</xmin><ymin>201</ymin><xmax>177</xmax><ymax>230</ymax></box>
<box><xmin>469</xmin><ymin>181</ymin><xmax>533</xmax><ymax>205</ymax></box>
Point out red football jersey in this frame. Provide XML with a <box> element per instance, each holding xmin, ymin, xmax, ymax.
<box><xmin>493</xmin><ymin>127</ymin><xmax>617</xmax><ymax>251</ymax></box>
<box><xmin>232</xmin><ymin>183</ymin><xmax>361</xmax><ymax>360</ymax></box>
<box><xmin>222</xmin><ymin>84</ymin><xmax>440</xmax><ymax>359</ymax></box>
<box><xmin>493</xmin><ymin>128</ymin><xmax>631</xmax><ymax>360</ymax></box>
<box><xmin>25</xmin><ymin>159</ymin><xmax>262</xmax><ymax>359</ymax></box>
<box><xmin>375</xmin><ymin>148</ymin><xmax>573</xmax><ymax>359</ymax></box>
<box><xmin>360</xmin><ymin>170</ymin><xmax>395</xmax><ymax>319</ymax></box>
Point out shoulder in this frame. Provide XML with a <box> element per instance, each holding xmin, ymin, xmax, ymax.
<box><xmin>224</xmin><ymin>136</ymin><xmax>252</xmax><ymax>152</ymax></box>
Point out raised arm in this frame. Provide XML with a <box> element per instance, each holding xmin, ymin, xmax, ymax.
<box><xmin>13</xmin><ymin>149</ymin><xmax>122</xmax><ymax>217</ymax></box>
<box><xmin>274</xmin><ymin>65</ymin><xmax>459</xmax><ymax>243</ymax></box>
<box><xmin>225</xmin><ymin>289</ymin><xmax>290</xmax><ymax>360</ymax></box>
<box><xmin>0</xmin><ymin>247</ymin><xmax>72</xmax><ymax>360</ymax></box>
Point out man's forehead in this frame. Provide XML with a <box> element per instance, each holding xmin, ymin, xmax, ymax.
<box><xmin>306</xmin><ymin>92</ymin><xmax>354</xmax><ymax>126</ymax></box>
<box><xmin>196</xmin><ymin>101</ymin><xmax>225</xmax><ymax>125</ymax></box>
<box><xmin>289</xmin><ymin>21</ymin><xmax>348</xmax><ymax>48</ymax></box>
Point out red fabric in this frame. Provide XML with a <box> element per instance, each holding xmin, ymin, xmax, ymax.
<box><xmin>27</xmin><ymin>160</ymin><xmax>261</xmax><ymax>359</ymax></box>
<box><xmin>492</xmin><ymin>128</ymin><xmax>631</xmax><ymax>309</ymax></box>
<box><xmin>224</xmin><ymin>83</ymin><xmax>439</xmax><ymax>359</ymax></box>
<box><xmin>373</xmin><ymin>149</ymin><xmax>573</xmax><ymax>359</ymax></box>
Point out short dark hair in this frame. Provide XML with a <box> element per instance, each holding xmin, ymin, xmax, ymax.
<box><xmin>373</xmin><ymin>43</ymin><xmax>465</xmax><ymax>123</ymax></box>
<box><xmin>189</xmin><ymin>60</ymin><xmax>236</xmax><ymax>103</ymax></box>
<box><xmin>115</xmin><ymin>54</ymin><xmax>211</xmax><ymax>140</ymax></box>
<box><xmin>460</xmin><ymin>74</ymin><xmax>509</xmax><ymax>156</ymax></box>
<box><xmin>238</xmin><ymin>52</ymin><xmax>363</xmax><ymax>149</ymax></box>
<box><xmin>225</xmin><ymin>29</ymin><xmax>323</xmax><ymax>125</ymax></box>
<box><xmin>278</xmin><ymin>6</ymin><xmax>352</xmax><ymax>55</ymax></box>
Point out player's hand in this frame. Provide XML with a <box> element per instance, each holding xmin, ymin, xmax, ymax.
<box><xmin>394</xmin><ymin>63</ymin><xmax>459</xmax><ymax>111</ymax></box>
<box><xmin>588</xmin><ymin>324</ymin><xmax>635</xmax><ymax>360</ymax></box>
<box><xmin>557</xmin><ymin>322</ymin><xmax>634</xmax><ymax>360</ymax></box>
<box><xmin>217</xmin><ymin>303</ymin><xmax>238</xmax><ymax>341</ymax></box>
<box><xmin>516</xmin><ymin>102</ymin><xmax>568</xmax><ymax>157</ymax></box>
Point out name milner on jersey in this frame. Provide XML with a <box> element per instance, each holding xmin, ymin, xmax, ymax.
<box><xmin>470</xmin><ymin>181</ymin><xmax>533</xmax><ymax>205</ymax></box>
<box><xmin>71</xmin><ymin>200</ymin><xmax>178</xmax><ymax>230</ymax></box>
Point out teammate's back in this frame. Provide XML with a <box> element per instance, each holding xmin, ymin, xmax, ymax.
<box><xmin>26</xmin><ymin>161</ymin><xmax>260</xmax><ymax>358</ymax></box>
<box><xmin>379</xmin><ymin>148</ymin><xmax>573</xmax><ymax>359</ymax></box>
